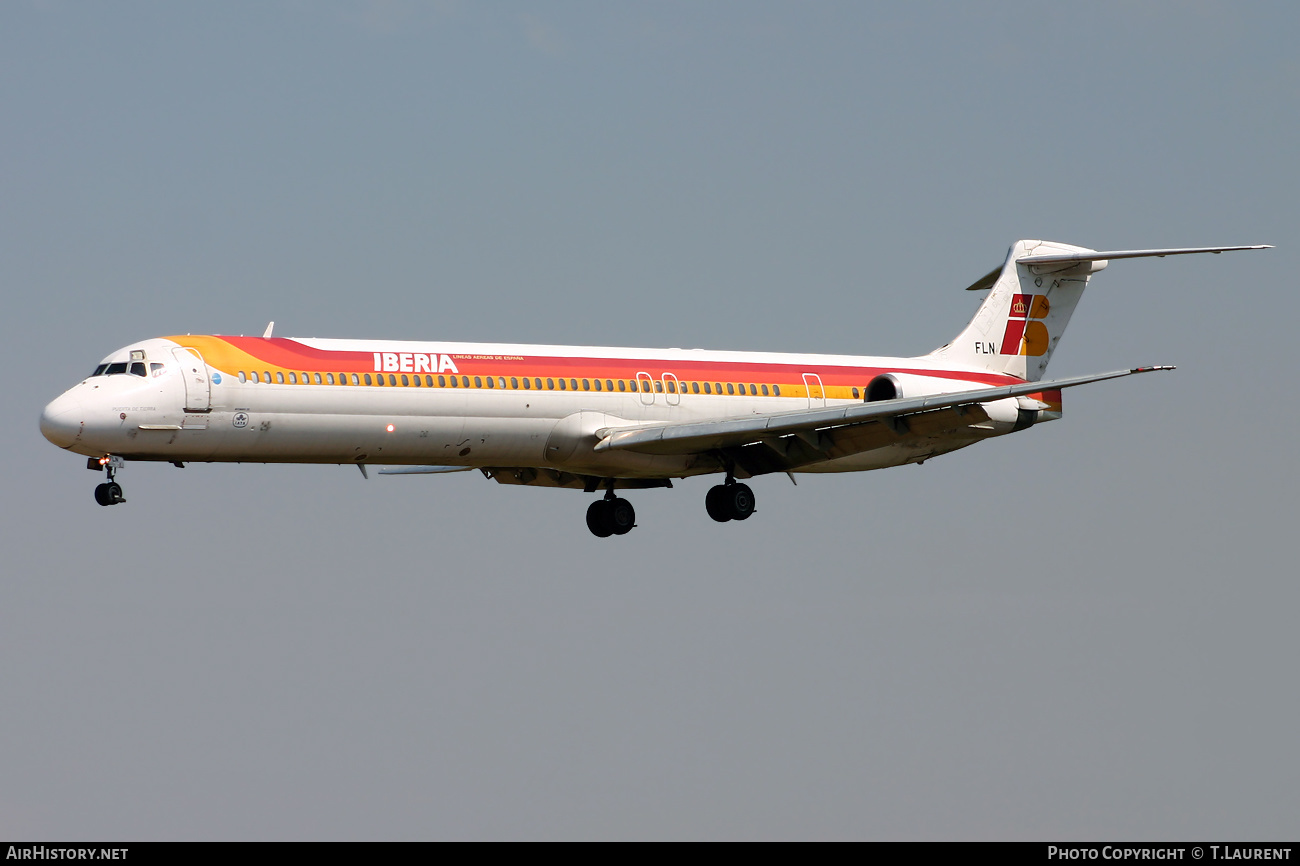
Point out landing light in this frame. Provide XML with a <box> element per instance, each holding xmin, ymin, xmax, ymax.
<box><xmin>386</xmin><ymin>424</ymin><xmax>395</xmax><ymax>432</ymax></box>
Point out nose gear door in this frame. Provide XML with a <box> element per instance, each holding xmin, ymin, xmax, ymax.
<box><xmin>173</xmin><ymin>347</ymin><xmax>211</xmax><ymax>412</ymax></box>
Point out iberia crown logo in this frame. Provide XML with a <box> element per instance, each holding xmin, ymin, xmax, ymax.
<box><xmin>1000</xmin><ymin>294</ymin><xmax>1050</xmax><ymax>356</ymax></box>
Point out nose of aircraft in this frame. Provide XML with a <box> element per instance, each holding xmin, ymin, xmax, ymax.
<box><xmin>40</xmin><ymin>392</ymin><xmax>83</xmax><ymax>449</ymax></box>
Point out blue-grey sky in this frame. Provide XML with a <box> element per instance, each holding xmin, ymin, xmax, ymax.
<box><xmin>3</xmin><ymin>1</ymin><xmax>1296</xmax><ymax>840</ymax></box>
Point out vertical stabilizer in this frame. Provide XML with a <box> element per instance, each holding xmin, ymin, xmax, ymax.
<box><xmin>927</xmin><ymin>239</ymin><xmax>1102</xmax><ymax>381</ymax></box>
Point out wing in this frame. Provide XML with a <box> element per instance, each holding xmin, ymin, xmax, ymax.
<box><xmin>593</xmin><ymin>366</ymin><xmax>1172</xmax><ymax>474</ymax></box>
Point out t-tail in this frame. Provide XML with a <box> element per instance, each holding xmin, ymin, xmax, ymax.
<box><xmin>927</xmin><ymin>239</ymin><xmax>1271</xmax><ymax>382</ymax></box>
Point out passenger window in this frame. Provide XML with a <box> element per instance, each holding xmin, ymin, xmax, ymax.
<box><xmin>852</xmin><ymin>387</ymin><xmax>860</xmax><ymax>399</ymax></box>
<box><xmin>703</xmin><ymin>382</ymin><xmax>711</xmax><ymax>394</ymax></box>
<box><xmin>558</xmin><ymin>378</ymin><xmax>567</xmax><ymax>390</ymax></box>
<box><xmin>485</xmin><ymin>376</ymin><xmax>493</xmax><ymax>389</ymax></box>
<box><xmin>273</xmin><ymin>372</ymin><xmax>282</xmax><ymax>384</ymax></box>
<box><xmin>762</xmin><ymin>384</ymin><xmax>770</xmax><ymax>396</ymax></box>
<box><xmin>412</xmin><ymin>375</ymin><xmax>421</xmax><ymax>387</ymax></box>
<box><xmin>547</xmin><ymin>378</ymin><xmax>555</xmax><ymax>390</ymax></box>
<box><xmin>366</xmin><ymin>374</ymin><xmax>375</xmax><ymax>385</ymax></box>
<box><xmin>401</xmin><ymin>374</ymin><xmax>409</xmax><ymax>386</ymax></box>
<box><xmin>521</xmin><ymin>377</ymin><xmax>530</xmax><ymax>390</ymax></box>
<box><xmin>497</xmin><ymin>377</ymin><xmax>506</xmax><ymax>389</ymax></box>
<box><xmin>654</xmin><ymin>380</ymin><xmax>663</xmax><ymax>393</ymax></box>
<box><xmin>351</xmin><ymin>373</ymin><xmax>359</xmax><ymax>385</ymax></box>
<box><xmin>606</xmin><ymin>380</ymin><xmax>613</xmax><ymax>392</ymax></box>
<box><xmin>641</xmin><ymin>380</ymin><xmax>651</xmax><ymax>393</ymax></box>
<box><xmin>289</xmin><ymin>372</ymin><xmax>297</xmax><ymax>384</ymax></box>
<box><xmin>511</xmin><ymin>377</ymin><xmax>519</xmax><ymax>389</ymax></box>
<box><xmin>570</xmin><ymin>379</ymin><xmax>578</xmax><ymax>391</ymax></box>
<box><xmin>714</xmin><ymin>383</ymin><xmax>722</xmax><ymax>394</ymax></box>
<box><xmin>315</xmin><ymin>373</ymin><xmax>322</xmax><ymax>384</ymax></box>
<box><xmin>618</xmin><ymin>380</ymin><xmax>626</xmax><ymax>392</ymax></box>
<box><xmin>449</xmin><ymin>375</ymin><xmax>458</xmax><ymax>387</ymax></box>
<box><xmin>692</xmin><ymin>382</ymin><xmax>700</xmax><ymax>394</ymax></box>
<box><xmin>238</xmin><ymin>371</ymin><xmax>247</xmax><ymax>383</ymax></box>
<box><xmin>439</xmin><ymin>375</ymin><xmax>447</xmax><ymax>387</ymax></box>
<box><xmin>326</xmin><ymin>373</ymin><xmax>335</xmax><ymax>385</ymax></box>
<box><xmin>534</xmin><ymin>378</ymin><xmax>542</xmax><ymax>390</ymax></box>
<box><xmin>474</xmin><ymin>376</ymin><xmax>483</xmax><ymax>388</ymax></box>
<box><xmin>582</xmin><ymin>379</ymin><xmax>590</xmax><ymax>391</ymax></box>
<box><xmin>425</xmin><ymin>375</ymin><xmax>433</xmax><ymax>387</ymax></box>
<box><xmin>726</xmin><ymin>383</ymin><xmax>735</xmax><ymax>395</ymax></box>
<box><xmin>387</xmin><ymin>375</ymin><xmax>395</xmax><ymax>386</ymax></box>
<box><xmin>750</xmin><ymin>384</ymin><xmax>757</xmax><ymax>396</ymax></box>
<box><xmin>251</xmin><ymin>371</ymin><xmax>260</xmax><ymax>383</ymax></box>
<box><xmin>594</xmin><ymin>379</ymin><xmax>602</xmax><ymax>391</ymax></box>
<box><xmin>773</xmin><ymin>385</ymin><xmax>781</xmax><ymax>396</ymax></box>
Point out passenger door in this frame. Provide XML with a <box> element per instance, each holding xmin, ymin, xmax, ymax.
<box><xmin>173</xmin><ymin>347</ymin><xmax>211</xmax><ymax>412</ymax></box>
<box><xmin>802</xmin><ymin>372</ymin><xmax>826</xmax><ymax>409</ymax></box>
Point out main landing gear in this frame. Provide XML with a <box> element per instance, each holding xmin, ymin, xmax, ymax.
<box><xmin>705</xmin><ymin>479</ymin><xmax>755</xmax><ymax>523</ymax></box>
<box><xmin>89</xmin><ymin>456</ymin><xmax>126</xmax><ymax>506</ymax></box>
<box><xmin>583</xmin><ymin>476</ymin><xmax>756</xmax><ymax>536</ymax></box>
<box><xmin>587</xmin><ymin>490</ymin><xmax>636</xmax><ymax>538</ymax></box>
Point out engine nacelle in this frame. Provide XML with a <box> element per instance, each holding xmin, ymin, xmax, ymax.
<box><xmin>865</xmin><ymin>372</ymin><xmax>992</xmax><ymax>402</ymax></box>
<box><xmin>865</xmin><ymin>373</ymin><xmax>1041</xmax><ymax>435</ymax></box>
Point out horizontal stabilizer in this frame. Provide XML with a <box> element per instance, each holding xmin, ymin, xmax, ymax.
<box><xmin>1018</xmin><ymin>245</ymin><xmax>1271</xmax><ymax>266</ymax></box>
<box><xmin>594</xmin><ymin>366</ymin><xmax>1174</xmax><ymax>455</ymax></box>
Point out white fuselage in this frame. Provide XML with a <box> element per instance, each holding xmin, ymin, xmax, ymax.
<box><xmin>40</xmin><ymin>335</ymin><xmax>1042</xmax><ymax>481</ymax></box>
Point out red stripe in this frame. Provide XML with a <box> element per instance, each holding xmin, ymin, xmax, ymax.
<box><xmin>211</xmin><ymin>337</ymin><xmax>1028</xmax><ymax>387</ymax></box>
<box><xmin>999</xmin><ymin>320</ymin><xmax>1026</xmax><ymax>356</ymax></box>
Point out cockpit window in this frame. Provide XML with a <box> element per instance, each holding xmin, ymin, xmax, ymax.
<box><xmin>129</xmin><ymin>362</ymin><xmax>147</xmax><ymax>377</ymax></box>
<box><xmin>105</xmin><ymin>362</ymin><xmax>128</xmax><ymax>375</ymax></box>
<box><xmin>150</xmin><ymin>363</ymin><xmax>165</xmax><ymax>377</ymax></box>
<box><xmin>91</xmin><ymin>364</ymin><xmax>109</xmax><ymax>377</ymax></box>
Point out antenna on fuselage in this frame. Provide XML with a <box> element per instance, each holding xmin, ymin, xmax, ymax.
<box><xmin>263</xmin><ymin>321</ymin><xmax>275</xmax><ymax>338</ymax></box>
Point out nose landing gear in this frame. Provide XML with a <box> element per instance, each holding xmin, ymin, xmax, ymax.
<box><xmin>88</xmin><ymin>455</ymin><xmax>126</xmax><ymax>506</ymax></box>
<box><xmin>586</xmin><ymin>489</ymin><xmax>636</xmax><ymax>537</ymax></box>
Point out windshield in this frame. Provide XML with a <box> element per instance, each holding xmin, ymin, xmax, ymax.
<box><xmin>91</xmin><ymin>359</ymin><xmax>150</xmax><ymax>377</ymax></box>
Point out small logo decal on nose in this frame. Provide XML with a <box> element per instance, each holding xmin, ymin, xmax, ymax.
<box><xmin>211</xmin><ymin>372</ymin><xmax>222</xmax><ymax>384</ymax></box>
<box><xmin>232</xmin><ymin>412</ymin><xmax>249</xmax><ymax>428</ymax></box>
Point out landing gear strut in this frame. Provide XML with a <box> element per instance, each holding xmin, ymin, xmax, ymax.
<box><xmin>705</xmin><ymin>476</ymin><xmax>755</xmax><ymax>523</ymax></box>
<box><xmin>90</xmin><ymin>456</ymin><xmax>126</xmax><ymax>506</ymax></box>
<box><xmin>586</xmin><ymin>488</ymin><xmax>635</xmax><ymax>538</ymax></box>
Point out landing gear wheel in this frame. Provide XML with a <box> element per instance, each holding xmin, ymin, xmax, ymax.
<box><xmin>609</xmin><ymin>498</ymin><xmax>635</xmax><ymax>535</ymax></box>
<box><xmin>93</xmin><ymin>482</ymin><xmax>125</xmax><ymax>506</ymax></box>
<box><xmin>705</xmin><ymin>485</ymin><xmax>732</xmax><ymax>522</ymax></box>
<box><xmin>706</xmin><ymin>482</ymin><xmax>755</xmax><ymax>522</ymax></box>
<box><xmin>586</xmin><ymin>500</ymin><xmax>614</xmax><ymax>538</ymax></box>
<box><xmin>727</xmin><ymin>483</ymin><xmax>755</xmax><ymax>521</ymax></box>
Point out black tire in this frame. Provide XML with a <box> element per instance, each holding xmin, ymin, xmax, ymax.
<box><xmin>705</xmin><ymin>485</ymin><xmax>732</xmax><ymax>522</ymax></box>
<box><xmin>106</xmin><ymin>482</ymin><xmax>124</xmax><ymax>504</ymax></box>
<box><xmin>94</xmin><ymin>483</ymin><xmax>112</xmax><ymax>506</ymax></box>
<box><xmin>586</xmin><ymin>500</ymin><xmax>614</xmax><ymax>537</ymax></box>
<box><xmin>728</xmin><ymin>483</ymin><xmax>755</xmax><ymax>521</ymax></box>
<box><xmin>609</xmin><ymin>498</ymin><xmax>635</xmax><ymax>535</ymax></box>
